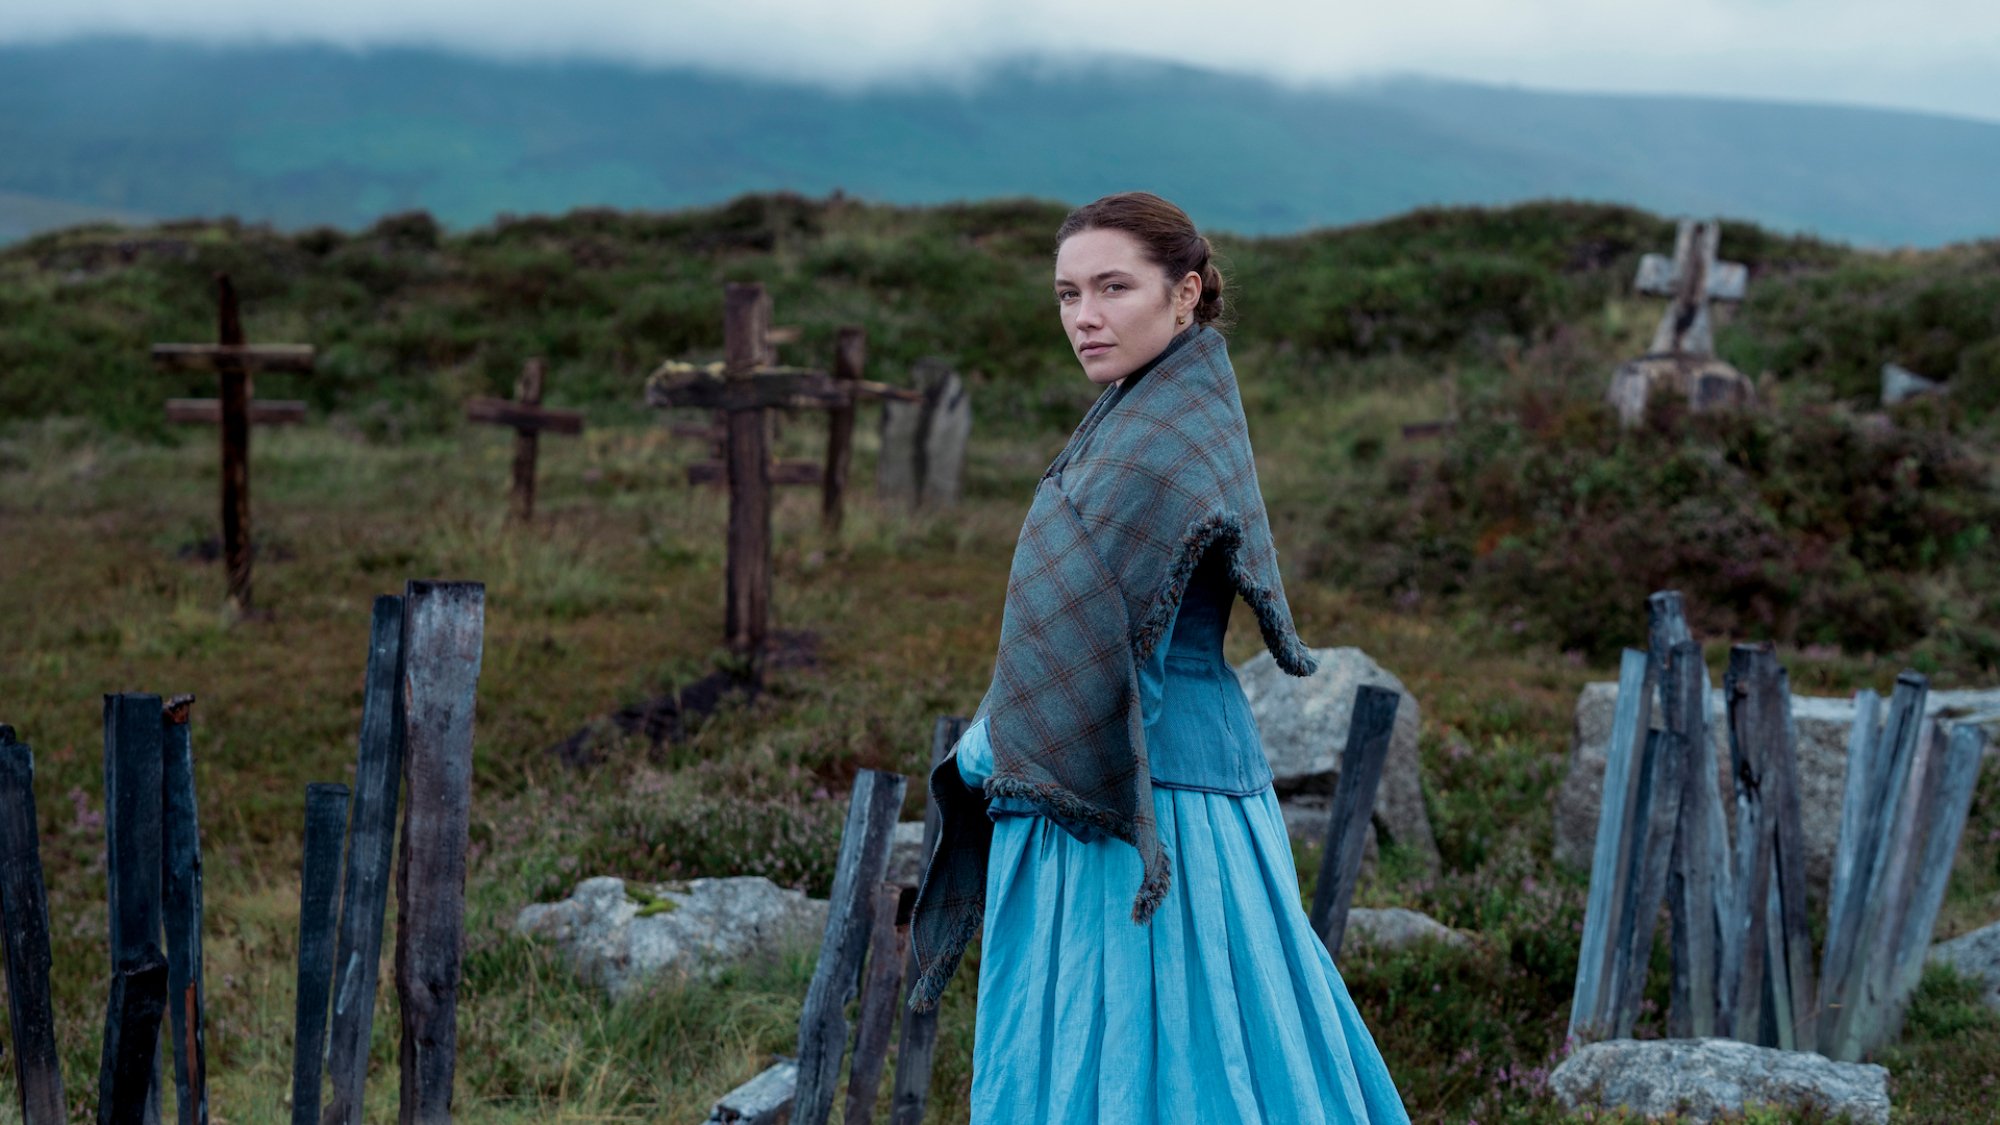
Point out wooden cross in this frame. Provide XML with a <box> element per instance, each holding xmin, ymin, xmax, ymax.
<box><xmin>464</xmin><ymin>358</ymin><xmax>585</xmax><ymax>522</ymax></box>
<box><xmin>662</xmin><ymin>324</ymin><xmax>901</xmax><ymax>533</ymax></box>
<box><xmin>1633</xmin><ymin>219</ymin><xmax>1748</xmax><ymax>357</ymax></box>
<box><xmin>644</xmin><ymin>284</ymin><xmax>916</xmax><ymax>664</ymax></box>
<box><xmin>150</xmin><ymin>273</ymin><xmax>315</xmax><ymax>614</ymax></box>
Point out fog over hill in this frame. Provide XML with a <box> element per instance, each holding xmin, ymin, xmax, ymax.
<box><xmin>3</xmin><ymin>38</ymin><xmax>1998</xmax><ymax>246</ymax></box>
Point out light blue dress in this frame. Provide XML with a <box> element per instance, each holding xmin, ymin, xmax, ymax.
<box><xmin>953</xmin><ymin>553</ymin><xmax>1410</xmax><ymax>1124</ymax></box>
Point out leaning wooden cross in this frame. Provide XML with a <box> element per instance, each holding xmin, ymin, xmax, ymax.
<box><xmin>151</xmin><ymin>272</ymin><xmax>315</xmax><ymax>612</ymax></box>
<box><xmin>464</xmin><ymin>358</ymin><xmax>585</xmax><ymax>521</ymax></box>
<box><xmin>646</xmin><ymin>284</ymin><xmax>916</xmax><ymax>664</ymax></box>
<box><xmin>1606</xmin><ymin>219</ymin><xmax>1752</xmax><ymax>427</ymax></box>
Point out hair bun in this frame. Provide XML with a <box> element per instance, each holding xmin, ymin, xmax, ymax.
<box><xmin>1195</xmin><ymin>257</ymin><xmax>1226</xmax><ymax>326</ymax></box>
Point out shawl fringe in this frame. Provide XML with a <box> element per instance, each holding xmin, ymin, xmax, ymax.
<box><xmin>1132</xmin><ymin>512</ymin><xmax>1322</xmax><ymax>679</ymax></box>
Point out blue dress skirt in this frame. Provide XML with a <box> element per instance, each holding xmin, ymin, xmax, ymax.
<box><xmin>952</xmin><ymin>558</ymin><xmax>1409</xmax><ymax>1124</ymax></box>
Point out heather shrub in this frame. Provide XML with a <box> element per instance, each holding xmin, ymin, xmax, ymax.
<box><xmin>1326</xmin><ymin>370</ymin><xmax>2000</xmax><ymax>660</ymax></box>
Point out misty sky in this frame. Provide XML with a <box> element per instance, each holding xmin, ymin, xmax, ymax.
<box><xmin>6</xmin><ymin>0</ymin><xmax>1999</xmax><ymax>123</ymax></box>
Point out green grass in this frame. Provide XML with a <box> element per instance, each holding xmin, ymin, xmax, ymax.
<box><xmin>2</xmin><ymin>366</ymin><xmax>1995</xmax><ymax>1122</ymax></box>
<box><xmin>1</xmin><ymin>198</ymin><xmax>1996</xmax><ymax>1121</ymax></box>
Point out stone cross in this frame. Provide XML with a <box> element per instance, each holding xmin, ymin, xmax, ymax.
<box><xmin>150</xmin><ymin>273</ymin><xmax>315</xmax><ymax>613</ymax></box>
<box><xmin>1634</xmin><ymin>219</ymin><xmax>1748</xmax><ymax>357</ymax></box>
<box><xmin>464</xmin><ymin>358</ymin><xmax>585</xmax><ymax>522</ymax></box>
<box><xmin>645</xmin><ymin>284</ymin><xmax>916</xmax><ymax>665</ymax></box>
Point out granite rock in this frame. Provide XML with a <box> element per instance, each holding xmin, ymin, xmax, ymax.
<box><xmin>1929</xmin><ymin>919</ymin><xmax>2000</xmax><ymax>1013</ymax></box>
<box><xmin>516</xmin><ymin>875</ymin><xmax>827</xmax><ymax>999</ymax></box>
<box><xmin>1549</xmin><ymin>1038</ymin><xmax>1889</xmax><ymax>1124</ymax></box>
<box><xmin>1237</xmin><ymin>646</ymin><xmax>1439</xmax><ymax>869</ymax></box>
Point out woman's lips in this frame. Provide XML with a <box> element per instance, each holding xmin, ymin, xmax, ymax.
<box><xmin>1079</xmin><ymin>342</ymin><xmax>1113</xmax><ymax>357</ymax></box>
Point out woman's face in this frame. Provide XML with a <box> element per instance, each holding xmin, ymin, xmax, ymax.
<box><xmin>1054</xmin><ymin>228</ymin><xmax>1199</xmax><ymax>386</ymax></box>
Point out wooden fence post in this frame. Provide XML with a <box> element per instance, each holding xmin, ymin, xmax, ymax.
<box><xmin>100</xmin><ymin>952</ymin><xmax>170</xmax><ymax>1125</ymax></box>
<box><xmin>1569</xmin><ymin>648</ymin><xmax>1651</xmax><ymax>1043</ymax></box>
<box><xmin>889</xmin><ymin>716</ymin><xmax>967</xmax><ymax>1125</ymax></box>
<box><xmin>101</xmin><ymin>693</ymin><xmax>166</xmax><ymax>1125</ymax></box>
<box><xmin>1821</xmin><ymin>671</ymin><xmax>1927</xmax><ymax>1056</ymax></box>
<box><xmin>1874</xmin><ymin>720</ymin><xmax>1989</xmax><ymax>1049</ymax></box>
<box><xmin>0</xmin><ymin>725</ymin><xmax>67</xmax><ymax>1124</ymax></box>
<box><xmin>395</xmin><ymin>581</ymin><xmax>486</xmax><ymax>1124</ymax></box>
<box><xmin>1308</xmin><ymin>685</ymin><xmax>1400</xmax><ymax>959</ymax></box>
<box><xmin>1817</xmin><ymin>687</ymin><xmax>1881</xmax><ymax>1037</ymax></box>
<box><xmin>161</xmin><ymin>697</ymin><xmax>209</xmax><ymax>1125</ymax></box>
<box><xmin>844</xmin><ymin>883</ymin><xmax>912</xmax><ymax>1125</ymax></box>
<box><xmin>1664</xmin><ymin>638</ymin><xmax>1723</xmax><ymax>1040</ymax></box>
<box><xmin>1610</xmin><ymin>643</ymin><xmax>1696</xmax><ymax>1036</ymax></box>
<box><xmin>292</xmin><ymin>784</ymin><xmax>351</xmax><ymax>1125</ymax></box>
<box><xmin>324</xmin><ymin>595</ymin><xmax>407</xmax><ymax>1125</ymax></box>
<box><xmin>793</xmin><ymin>769</ymin><xmax>908</xmax><ymax>1125</ymax></box>
<box><xmin>1722</xmin><ymin>644</ymin><xmax>1816</xmax><ymax>1049</ymax></box>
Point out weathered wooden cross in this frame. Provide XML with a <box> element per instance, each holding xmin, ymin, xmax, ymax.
<box><xmin>646</xmin><ymin>284</ymin><xmax>915</xmax><ymax>665</ymax></box>
<box><xmin>464</xmin><ymin>358</ymin><xmax>585</xmax><ymax>522</ymax></box>
<box><xmin>1633</xmin><ymin>218</ymin><xmax>1748</xmax><ymax>357</ymax></box>
<box><xmin>151</xmin><ymin>273</ymin><xmax>315</xmax><ymax>613</ymax></box>
<box><xmin>663</xmin><ymin>323</ymin><xmax>900</xmax><ymax>532</ymax></box>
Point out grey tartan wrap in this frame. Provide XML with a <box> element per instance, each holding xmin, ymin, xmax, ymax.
<box><xmin>906</xmin><ymin>326</ymin><xmax>1320</xmax><ymax>1012</ymax></box>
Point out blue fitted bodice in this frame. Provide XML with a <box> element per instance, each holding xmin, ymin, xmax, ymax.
<box><xmin>1137</xmin><ymin>551</ymin><xmax>1272</xmax><ymax>794</ymax></box>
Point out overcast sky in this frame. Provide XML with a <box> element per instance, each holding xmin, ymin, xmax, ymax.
<box><xmin>7</xmin><ymin>0</ymin><xmax>1999</xmax><ymax>124</ymax></box>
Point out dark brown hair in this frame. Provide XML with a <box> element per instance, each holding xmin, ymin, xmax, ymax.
<box><xmin>1055</xmin><ymin>192</ymin><xmax>1227</xmax><ymax>327</ymax></box>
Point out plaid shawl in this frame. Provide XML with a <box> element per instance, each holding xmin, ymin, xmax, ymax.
<box><xmin>906</xmin><ymin>326</ymin><xmax>1320</xmax><ymax>1012</ymax></box>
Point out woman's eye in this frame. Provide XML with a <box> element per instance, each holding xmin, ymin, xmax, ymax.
<box><xmin>1057</xmin><ymin>290</ymin><xmax>1078</xmax><ymax>302</ymax></box>
<box><xmin>1105</xmin><ymin>283</ymin><xmax>1126</xmax><ymax>293</ymax></box>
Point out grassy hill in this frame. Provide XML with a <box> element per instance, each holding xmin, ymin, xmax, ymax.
<box><xmin>1</xmin><ymin>196</ymin><xmax>1996</xmax><ymax>1120</ymax></box>
<box><xmin>5</xmin><ymin>38</ymin><xmax>2000</xmax><ymax>246</ymax></box>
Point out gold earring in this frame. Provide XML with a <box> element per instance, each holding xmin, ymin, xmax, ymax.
<box><xmin>1177</xmin><ymin>315</ymin><xmax>1187</xmax><ymax>326</ymax></box>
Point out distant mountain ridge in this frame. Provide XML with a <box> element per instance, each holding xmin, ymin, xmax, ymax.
<box><xmin>3</xmin><ymin>37</ymin><xmax>1997</xmax><ymax>247</ymax></box>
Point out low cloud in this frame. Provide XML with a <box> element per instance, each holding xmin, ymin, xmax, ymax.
<box><xmin>7</xmin><ymin>0</ymin><xmax>1997</xmax><ymax>121</ymax></box>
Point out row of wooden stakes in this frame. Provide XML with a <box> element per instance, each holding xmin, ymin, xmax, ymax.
<box><xmin>0</xmin><ymin>580</ymin><xmax>486</xmax><ymax>1124</ymax></box>
<box><xmin>1568</xmin><ymin>591</ymin><xmax>1988</xmax><ymax>1061</ymax></box>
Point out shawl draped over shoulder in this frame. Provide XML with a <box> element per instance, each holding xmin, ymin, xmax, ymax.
<box><xmin>906</xmin><ymin>325</ymin><xmax>1320</xmax><ymax>1012</ymax></box>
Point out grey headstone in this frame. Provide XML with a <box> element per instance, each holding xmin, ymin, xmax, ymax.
<box><xmin>1882</xmin><ymin>363</ymin><xmax>1946</xmax><ymax>406</ymax></box>
<box><xmin>1554</xmin><ymin>682</ymin><xmax>2000</xmax><ymax>897</ymax></box>
<box><xmin>919</xmin><ymin>363</ymin><xmax>971</xmax><ymax>507</ymax></box>
<box><xmin>1236</xmin><ymin>646</ymin><xmax>1439</xmax><ymax>870</ymax></box>
<box><xmin>515</xmin><ymin>876</ymin><xmax>827</xmax><ymax>999</ymax></box>
<box><xmin>1550</xmin><ymin>1038</ymin><xmax>1889</xmax><ymax>1124</ymax></box>
<box><xmin>1929</xmin><ymin>919</ymin><xmax>2000</xmax><ymax>1013</ymax></box>
<box><xmin>878</xmin><ymin>358</ymin><xmax>969</xmax><ymax>508</ymax></box>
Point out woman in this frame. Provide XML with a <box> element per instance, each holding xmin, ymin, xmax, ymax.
<box><xmin>909</xmin><ymin>192</ymin><xmax>1409</xmax><ymax>1124</ymax></box>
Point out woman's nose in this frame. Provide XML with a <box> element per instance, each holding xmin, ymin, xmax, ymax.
<box><xmin>1073</xmin><ymin>295</ymin><xmax>1103</xmax><ymax>329</ymax></box>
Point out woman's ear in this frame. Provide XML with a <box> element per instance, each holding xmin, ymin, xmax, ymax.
<box><xmin>1176</xmin><ymin>271</ymin><xmax>1201</xmax><ymax>321</ymax></box>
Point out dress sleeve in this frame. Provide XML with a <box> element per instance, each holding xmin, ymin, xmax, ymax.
<box><xmin>952</xmin><ymin>717</ymin><xmax>995</xmax><ymax>787</ymax></box>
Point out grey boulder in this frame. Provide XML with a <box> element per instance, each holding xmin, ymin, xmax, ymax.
<box><xmin>1929</xmin><ymin>919</ymin><xmax>2000</xmax><ymax>1013</ymax></box>
<box><xmin>516</xmin><ymin>875</ymin><xmax>827</xmax><ymax>999</ymax></box>
<box><xmin>884</xmin><ymin>820</ymin><xmax>927</xmax><ymax>887</ymax></box>
<box><xmin>1549</xmin><ymin>1038</ymin><xmax>1889</xmax><ymax>1124</ymax></box>
<box><xmin>1237</xmin><ymin>646</ymin><xmax>1439</xmax><ymax>869</ymax></box>
<box><xmin>1554</xmin><ymin>682</ymin><xmax>2000</xmax><ymax>895</ymax></box>
<box><xmin>1342</xmin><ymin>907</ymin><xmax>1474</xmax><ymax>955</ymax></box>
